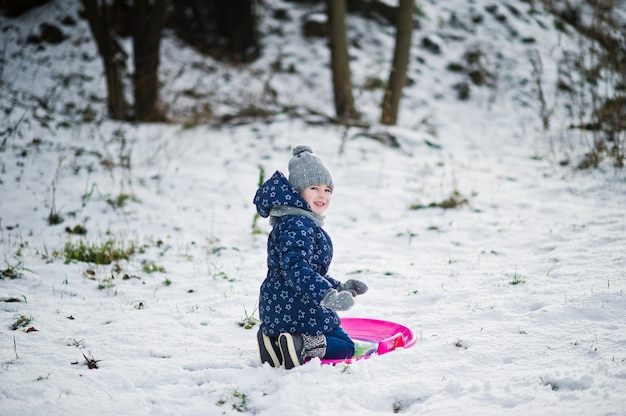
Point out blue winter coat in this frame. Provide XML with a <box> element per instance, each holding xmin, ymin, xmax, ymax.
<box><xmin>254</xmin><ymin>171</ymin><xmax>341</xmax><ymax>337</ymax></box>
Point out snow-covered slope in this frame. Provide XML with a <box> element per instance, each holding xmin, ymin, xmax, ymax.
<box><xmin>1</xmin><ymin>1</ymin><xmax>625</xmax><ymax>415</ymax></box>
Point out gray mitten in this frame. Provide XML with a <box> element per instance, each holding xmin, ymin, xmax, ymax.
<box><xmin>338</xmin><ymin>279</ymin><xmax>368</xmax><ymax>297</ymax></box>
<box><xmin>320</xmin><ymin>289</ymin><xmax>354</xmax><ymax>311</ymax></box>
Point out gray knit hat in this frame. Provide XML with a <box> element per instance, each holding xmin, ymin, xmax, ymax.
<box><xmin>288</xmin><ymin>144</ymin><xmax>334</xmax><ymax>192</ymax></box>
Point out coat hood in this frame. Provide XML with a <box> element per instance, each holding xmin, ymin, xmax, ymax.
<box><xmin>253</xmin><ymin>171</ymin><xmax>311</xmax><ymax>218</ymax></box>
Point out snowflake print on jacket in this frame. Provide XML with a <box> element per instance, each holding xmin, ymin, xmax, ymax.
<box><xmin>254</xmin><ymin>171</ymin><xmax>341</xmax><ymax>336</ymax></box>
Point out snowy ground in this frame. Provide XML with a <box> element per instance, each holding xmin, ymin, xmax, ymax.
<box><xmin>1</xmin><ymin>1</ymin><xmax>625</xmax><ymax>415</ymax></box>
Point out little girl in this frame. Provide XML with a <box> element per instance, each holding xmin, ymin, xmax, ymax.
<box><xmin>253</xmin><ymin>145</ymin><xmax>368</xmax><ymax>369</ymax></box>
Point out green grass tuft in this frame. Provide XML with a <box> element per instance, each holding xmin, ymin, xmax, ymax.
<box><xmin>1</xmin><ymin>262</ymin><xmax>25</xmax><ymax>280</ymax></box>
<box><xmin>11</xmin><ymin>314</ymin><xmax>33</xmax><ymax>330</ymax></box>
<box><xmin>238</xmin><ymin>306</ymin><xmax>260</xmax><ymax>330</ymax></box>
<box><xmin>61</xmin><ymin>239</ymin><xmax>136</xmax><ymax>265</ymax></box>
<box><xmin>142</xmin><ymin>260</ymin><xmax>166</xmax><ymax>274</ymax></box>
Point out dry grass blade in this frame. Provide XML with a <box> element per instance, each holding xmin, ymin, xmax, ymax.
<box><xmin>82</xmin><ymin>352</ymin><xmax>101</xmax><ymax>369</ymax></box>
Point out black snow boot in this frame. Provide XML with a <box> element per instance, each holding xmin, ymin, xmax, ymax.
<box><xmin>257</xmin><ymin>328</ymin><xmax>282</xmax><ymax>367</ymax></box>
<box><xmin>278</xmin><ymin>333</ymin><xmax>327</xmax><ymax>370</ymax></box>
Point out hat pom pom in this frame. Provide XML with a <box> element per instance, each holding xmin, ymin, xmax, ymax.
<box><xmin>292</xmin><ymin>144</ymin><xmax>314</xmax><ymax>157</ymax></box>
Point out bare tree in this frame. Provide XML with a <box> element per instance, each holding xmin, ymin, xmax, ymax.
<box><xmin>381</xmin><ymin>0</ymin><xmax>413</xmax><ymax>125</ymax></box>
<box><xmin>81</xmin><ymin>0</ymin><xmax>127</xmax><ymax>120</ymax></box>
<box><xmin>133</xmin><ymin>0</ymin><xmax>166</xmax><ymax>122</ymax></box>
<box><xmin>326</xmin><ymin>0</ymin><xmax>357</xmax><ymax>120</ymax></box>
<box><xmin>216</xmin><ymin>0</ymin><xmax>259</xmax><ymax>62</ymax></box>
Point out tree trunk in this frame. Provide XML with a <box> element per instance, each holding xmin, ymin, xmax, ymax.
<box><xmin>381</xmin><ymin>0</ymin><xmax>413</xmax><ymax>125</ymax></box>
<box><xmin>133</xmin><ymin>0</ymin><xmax>166</xmax><ymax>122</ymax></box>
<box><xmin>0</xmin><ymin>0</ymin><xmax>51</xmax><ymax>17</ymax></box>
<box><xmin>81</xmin><ymin>0</ymin><xmax>127</xmax><ymax>121</ymax></box>
<box><xmin>217</xmin><ymin>0</ymin><xmax>258</xmax><ymax>62</ymax></box>
<box><xmin>326</xmin><ymin>0</ymin><xmax>357</xmax><ymax>120</ymax></box>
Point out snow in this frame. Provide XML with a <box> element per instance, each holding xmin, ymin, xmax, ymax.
<box><xmin>1</xmin><ymin>0</ymin><xmax>625</xmax><ymax>415</ymax></box>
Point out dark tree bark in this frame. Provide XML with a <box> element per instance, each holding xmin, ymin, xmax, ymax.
<box><xmin>167</xmin><ymin>0</ymin><xmax>217</xmax><ymax>54</ymax></box>
<box><xmin>81</xmin><ymin>0</ymin><xmax>127</xmax><ymax>121</ymax></box>
<box><xmin>326</xmin><ymin>0</ymin><xmax>357</xmax><ymax>120</ymax></box>
<box><xmin>216</xmin><ymin>0</ymin><xmax>258</xmax><ymax>62</ymax></box>
<box><xmin>0</xmin><ymin>0</ymin><xmax>51</xmax><ymax>17</ymax></box>
<box><xmin>133</xmin><ymin>0</ymin><xmax>167</xmax><ymax>122</ymax></box>
<box><xmin>381</xmin><ymin>0</ymin><xmax>413</xmax><ymax>125</ymax></box>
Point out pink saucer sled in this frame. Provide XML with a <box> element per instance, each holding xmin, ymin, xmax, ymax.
<box><xmin>320</xmin><ymin>317</ymin><xmax>417</xmax><ymax>365</ymax></box>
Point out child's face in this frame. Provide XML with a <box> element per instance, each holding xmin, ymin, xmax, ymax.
<box><xmin>300</xmin><ymin>184</ymin><xmax>332</xmax><ymax>216</ymax></box>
